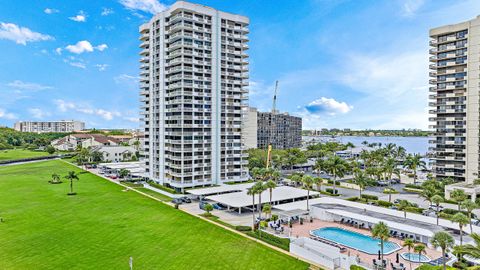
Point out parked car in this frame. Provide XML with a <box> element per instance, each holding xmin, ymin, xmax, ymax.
<box><xmin>422</xmin><ymin>209</ymin><xmax>437</xmax><ymax>217</ymax></box>
<box><xmin>109</xmin><ymin>175</ymin><xmax>118</xmax><ymax>179</ymax></box>
<box><xmin>429</xmin><ymin>205</ymin><xmax>444</xmax><ymax>211</ymax></box>
<box><xmin>394</xmin><ymin>199</ymin><xmax>402</xmax><ymax>204</ymax></box>
<box><xmin>471</xmin><ymin>219</ymin><xmax>480</xmax><ymax>226</ymax></box>
<box><xmin>179</xmin><ymin>196</ymin><xmax>191</xmax><ymax>203</ymax></box>
<box><xmin>172</xmin><ymin>198</ymin><xmax>183</xmax><ymax>205</ymax></box>
<box><xmin>213</xmin><ymin>203</ymin><xmax>226</xmax><ymax>210</ymax></box>
<box><xmin>377</xmin><ymin>181</ymin><xmax>388</xmax><ymax>186</ymax></box>
<box><xmin>391</xmin><ymin>178</ymin><xmax>400</xmax><ymax>184</ymax></box>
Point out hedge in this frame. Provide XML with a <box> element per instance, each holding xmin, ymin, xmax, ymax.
<box><xmin>235</xmin><ymin>225</ymin><xmax>252</xmax><ymax>232</ymax></box>
<box><xmin>147</xmin><ymin>180</ymin><xmax>178</xmax><ymax>194</ymax></box>
<box><xmin>405</xmin><ymin>206</ymin><xmax>423</xmax><ymax>214</ymax></box>
<box><xmin>327</xmin><ymin>180</ymin><xmax>340</xmax><ymax>185</ymax></box>
<box><xmin>442</xmin><ymin>208</ymin><xmax>476</xmax><ymax>219</ymax></box>
<box><xmin>405</xmin><ymin>183</ymin><xmax>422</xmax><ymax>189</ymax></box>
<box><xmin>246</xmin><ymin>231</ymin><xmax>290</xmax><ymax>251</ymax></box>
<box><xmin>361</xmin><ymin>194</ymin><xmax>378</xmax><ymax>201</ymax></box>
<box><xmin>350</xmin><ymin>266</ymin><xmax>366</xmax><ymax>270</ymax></box>
<box><xmin>347</xmin><ymin>197</ymin><xmax>360</xmax><ymax>202</ymax></box>
<box><xmin>325</xmin><ymin>188</ymin><xmax>338</xmax><ymax>195</ymax></box>
<box><xmin>376</xmin><ymin>200</ymin><xmax>393</xmax><ymax>207</ymax></box>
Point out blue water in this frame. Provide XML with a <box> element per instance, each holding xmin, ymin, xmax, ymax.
<box><xmin>311</xmin><ymin>227</ymin><xmax>401</xmax><ymax>255</ymax></box>
<box><xmin>401</xmin><ymin>253</ymin><xmax>430</xmax><ymax>263</ymax></box>
<box><xmin>303</xmin><ymin>136</ymin><xmax>429</xmax><ymax>155</ymax></box>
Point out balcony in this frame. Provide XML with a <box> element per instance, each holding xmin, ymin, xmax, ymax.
<box><xmin>429</xmin><ymin>40</ymin><xmax>437</xmax><ymax>46</ymax></box>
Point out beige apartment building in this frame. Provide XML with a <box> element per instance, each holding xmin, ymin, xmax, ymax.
<box><xmin>139</xmin><ymin>1</ymin><xmax>249</xmax><ymax>190</ymax></box>
<box><xmin>429</xmin><ymin>16</ymin><xmax>480</xmax><ymax>200</ymax></box>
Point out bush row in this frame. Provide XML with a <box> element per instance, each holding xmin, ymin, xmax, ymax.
<box><xmin>246</xmin><ymin>231</ymin><xmax>290</xmax><ymax>251</ymax></box>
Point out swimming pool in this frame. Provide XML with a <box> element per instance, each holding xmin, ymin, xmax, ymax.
<box><xmin>311</xmin><ymin>227</ymin><xmax>401</xmax><ymax>255</ymax></box>
<box><xmin>401</xmin><ymin>253</ymin><xmax>430</xmax><ymax>263</ymax></box>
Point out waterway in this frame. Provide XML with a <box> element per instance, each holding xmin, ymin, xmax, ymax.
<box><xmin>303</xmin><ymin>136</ymin><xmax>430</xmax><ymax>155</ymax></box>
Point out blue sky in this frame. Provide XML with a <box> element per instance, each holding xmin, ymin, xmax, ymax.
<box><xmin>0</xmin><ymin>0</ymin><xmax>479</xmax><ymax>130</ymax></box>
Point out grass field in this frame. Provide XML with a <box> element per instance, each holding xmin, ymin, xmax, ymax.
<box><xmin>0</xmin><ymin>149</ymin><xmax>50</xmax><ymax>161</ymax></box>
<box><xmin>0</xmin><ymin>160</ymin><xmax>309</xmax><ymax>270</ymax></box>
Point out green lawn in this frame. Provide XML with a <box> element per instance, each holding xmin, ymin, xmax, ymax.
<box><xmin>0</xmin><ymin>160</ymin><xmax>309</xmax><ymax>270</ymax></box>
<box><xmin>0</xmin><ymin>149</ymin><xmax>50</xmax><ymax>161</ymax></box>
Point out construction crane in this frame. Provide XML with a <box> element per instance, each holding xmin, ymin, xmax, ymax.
<box><xmin>266</xmin><ymin>80</ymin><xmax>279</xmax><ymax>169</ymax></box>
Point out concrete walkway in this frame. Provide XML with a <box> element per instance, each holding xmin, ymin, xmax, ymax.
<box><xmin>143</xmin><ymin>183</ymin><xmax>183</xmax><ymax>198</ymax></box>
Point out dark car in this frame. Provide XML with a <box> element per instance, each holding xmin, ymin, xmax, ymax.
<box><xmin>179</xmin><ymin>196</ymin><xmax>191</xmax><ymax>203</ymax></box>
<box><xmin>394</xmin><ymin>199</ymin><xmax>402</xmax><ymax>204</ymax></box>
<box><xmin>199</xmin><ymin>201</ymin><xmax>209</xmax><ymax>210</ymax></box>
<box><xmin>213</xmin><ymin>203</ymin><xmax>226</xmax><ymax>210</ymax></box>
<box><xmin>171</xmin><ymin>198</ymin><xmax>183</xmax><ymax>205</ymax></box>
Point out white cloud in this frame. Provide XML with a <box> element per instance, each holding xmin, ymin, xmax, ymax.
<box><xmin>64</xmin><ymin>40</ymin><xmax>108</xmax><ymax>54</ymax></box>
<box><xmin>54</xmin><ymin>99</ymin><xmax>121</xmax><ymax>121</ymax></box>
<box><xmin>95</xmin><ymin>64</ymin><xmax>109</xmax><ymax>71</ymax></box>
<box><xmin>119</xmin><ymin>0</ymin><xmax>167</xmax><ymax>14</ymax></box>
<box><xmin>401</xmin><ymin>0</ymin><xmax>425</xmax><ymax>17</ymax></box>
<box><xmin>69</xmin><ymin>62</ymin><xmax>86</xmax><ymax>69</ymax></box>
<box><xmin>95</xmin><ymin>44</ymin><xmax>108</xmax><ymax>51</ymax></box>
<box><xmin>28</xmin><ymin>108</ymin><xmax>50</xmax><ymax>119</ymax></box>
<box><xmin>44</xmin><ymin>8</ymin><xmax>59</xmax><ymax>14</ymax></box>
<box><xmin>0</xmin><ymin>22</ymin><xmax>53</xmax><ymax>45</ymax></box>
<box><xmin>7</xmin><ymin>80</ymin><xmax>53</xmax><ymax>91</ymax></box>
<box><xmin>69</xmin><ymin>11</ymin><xmax>87</xmax><ymax>22</ymax></box>
<box><xmin>55</xmin><ymin>47</ymin><xmax>62</xmax><ymax>55</ymax></box>
<box><xmin>304</xmin><ymin>97</ymin><xmax>353</xmax><ymax>115</ymax></box>
<box><xmin>114</xmin><ymin>74</ymin><xmax>139</xmax><ymax>84</ymax></box>
<box><xmin>101</xmin><ymin>8</ymin><xmax>114</xmax><ymax>16</ymax></box>
<box><xmin>123</xmin><ymin>116</ymin><xmax>140</xmax><ymax>122</ymax></box>
<box><xmin>65</xmin><ymin>40</ymin><xmax>94</xmax><ymax>54</ymax></box>
<box><xmin>0</xmin><ymin>108</ymin><xmax>16</xmax><ymax>120</ymax></box>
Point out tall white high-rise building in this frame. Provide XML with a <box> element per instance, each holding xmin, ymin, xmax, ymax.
<box><xmin>139</xmin><ymin>1</ymin><xmax>249</xmax><ymax>190</ymax></box>
<box><xmin>429</xmin><ymin>16</ymin><xmax>480</xmax><ymax>184</ymax></box>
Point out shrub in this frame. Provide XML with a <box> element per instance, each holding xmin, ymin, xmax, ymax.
<box><xmin>325</xmin><ymin>188</ymin><xmax>338</xmax><ymax>195</ymax></box>
<box><xmin>405</xmin><ymin>206</ymin><xmax>423</xmax><ymax>214</ymax></box>
<box><xmin>405</xmin><ymin>183</ymin><xmax>422</xmax><ymax>189</ymax></box>
<box><xmin>347</xmin><ymin>197</ymin><xmax>360</xmax><ymax>202</ymax></box>
<box><xmin>327</xmin><ymin>180</ymin><xmax>340</xmax><ymax>185</ymax></box>
<box><xmin>147</xmin><ymin>180</ymin><xmax>178</xmax><ymax>194</ymax></box>
<box><xmin>442</xmin><ymin>208</ymin><xmax>476</xmax><ymax>219</ymax></box>
<box><xmin>383</xmin><ymin>188</ymin><xmax>398</xmax><ymax>194</ymax></box>
<box><xmin>350</xmin><ymin>266</ymin><xmax>366</xmax><ymax>270</ymax></box>
<box><xmin>361</xmin><ymin>194</ymin><xmax>378</xmax><ymax>201</ymax></box>
<box><xmin>246</xmin><ymin>231</ymin><xmax>290</xmax><ymax>251</ymax></box>
<box><xmin>376</xmin><ymin>200</ymin><xmax>393</xmax><ymax>207</ymax></box>
<box><xmin>235</xmin><ymin>225</ymin><xmax>252</xmax><ymax>232</ymax></box>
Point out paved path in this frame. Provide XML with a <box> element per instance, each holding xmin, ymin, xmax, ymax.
<box><xmin>142</xmin><ymin>183</ymin><xmax>182</xmax><ymax>198</ymax></box>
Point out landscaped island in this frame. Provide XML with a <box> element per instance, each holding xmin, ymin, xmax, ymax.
<box><xmin>0</xmin><ymin>160</ymin><xmax>309</xmax><ymax>269</ymax></box>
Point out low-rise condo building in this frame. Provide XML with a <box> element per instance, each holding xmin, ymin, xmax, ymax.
<box><xmin>14</xmin><ymin>120</ymin><xmax>85</xmax><ymax>133</ymax></box>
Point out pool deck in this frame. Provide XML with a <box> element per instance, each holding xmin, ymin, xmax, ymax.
<box><xmin>283</xmin><ymin>220</ymin><xmax>442</xmax><ymax>270</ymax></box>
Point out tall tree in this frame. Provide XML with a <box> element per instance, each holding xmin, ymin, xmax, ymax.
<box><xmin>403</xmin><ymin>153</ymin><xmax>426</xmax><ymax>184</ymax></box>
<box><xmin>301</xmin><ymin>175</ymin><xmax>315</xmax><ymax>211</ymax></box>
<box><xmin>372</xmin><ymin>222</ymin><xmax>390</xmax><ymax>262</ymax></box>
<box><xmin>247</xmin><ymin>186</ymin><xmax>257</xmax><ymax>231</ymax></box>
<box><xmin>325</xmin><ymin>155</ymin><xmax>348</xmax><ymax>194</ymax></box>
<box><xmin>451</xmin><ymin>189</ymin><xmax>467</xmax><ymax>211</ymax></box>
<box><xmin>403</xmin><ymin>238</ymin><xmax>415</xmax><ymax>270</ymax></box>
<box><xmin>431</xmin><ymin>194</ymin><xmax>444</xmax><ymax>225</ymax></box>
<box><xmin>353</xmin><ymin>171</ymin><xmax>369</xmax><ymax>198</ymax></box>
<box><xmin>397</xmin><ymin>200</ymin><xmax>410</xmax><ymax>219</ymax></box>
<box><xmin>461</xmin><ymin>200</ymin><xmax>478</xmax><ymax>233</ymax></box>
<box><xmin>414</xmin><ymin>244</ymin><xmax>426</xmax><ymax>264</ymax></box>
<box><xmin>253</xmin><ymin>182</ymin><xmax>266</xmax><ymax>219</ymax></box>
<box><xmin>64</xmin><ymin>171</ymin><xmax>80</xmax><ymax>195</ymax></box>
<box><xmin>431</xmin><ymin>231</ymin><xmax>454</xmax><ymax>270</ymax></box>
<box><xmin>264</xmin><ymin>180</ymin><xmax>277</xmax><ymax>205</ymax></box>
<box><xmin>452</xmin><ymin>212</ymin><xmax>470</xmax><ymax>245</ymax></box>
<box><xmin>455</xmin><ymin>233</ymin><xmax>480</xmax><ymax>261</ymax></box>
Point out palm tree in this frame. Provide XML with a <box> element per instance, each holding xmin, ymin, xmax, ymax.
<box><xmin>431</xmin><ymin>194</ymin><xmax>444</xmax><ymax>225</ymax></box>
<box><xmin>301</xmin><ymin>175</ymin><xmax>315</xmax><ymax>211</ymax></box>
<box><xmin>254</xmin><ymin>182</ymin><xmax>266</xmax><ymax>219</ymax></box>
<box><xmin>325</xmin><ymin>155</ymin><xmax>348</xmax><ymax>194</ymax></box>
<box><xmin>50</xmin><ymin>173</ymin><xmax>61</xmax><ymax>184</ymax></box>
<box><xmin>264</xmin><ymin>180</ymin><xmax>277</xmax><ymax>205</ymax></box>
<box><xmin>455</xmin><ymin>233</ymin><xmax>480</xmax><ymax>260</ymax></box>
<box><xmin>403</xmin><ymin>153</ymin><xmax>426</xmax><ymax>184</ymax></box>
<box><xmin>250</xmin><ymin>167</ymin><xmax>261</xmax><ymax>181</ymax></box>
<box><xmin>414</xmin><ymin>244</ymin><xmax>426</xmax><ymax>264</ymax></box>
<box><xmin>353</xmin><ymin>171</ymin><xmax>369</xmax><ymax>198</ymax></box>
<box><xmin>420</xmin><ymin>186</ymin><xmax>437</xmax><ymax>207</ymax></box>
<box><xmin>431</xmin><ymin>231</ymin><xmax>454</xmax><ymax>270</ymax></box>
<box><xmin>314</xmin><ymin>158</ymin><xmax>326</xmax><ymax>178</ymax></box>
<box><xmin>271</xmin><ymin>170</ymin><xmax>281</xmax><ymax>184</ymax></box>
<box><xmin>398</xmin><ymin>200</ymin><xmax>410</xmax><ymax>219</ymax></box>
<box><xmin>247</xmin><ymin>186</ymin><xmax>257</xmax><ymax>230</ymax></box>
<box><xmin>290</xmin><ymin>174</ymin><xmax>302</xmax><ymax>187</ymax></box>
<box><xmin>119</xmin><ymin>168</ymin><xmax>130</xmax><ymax>179</ymax></box>
<box><xmin>452</xmin><ymin>212</ymin><xmax>470</xmax><ymax>245</ymax></box>
<box><xmin>451</xmin><ymin>189</ymin><xmax>467</xmax><ymax>211</ymax></box>
<box><xmin>372</xmin><ymin>222</ymin><xmax>390</xmax><ymax>262</ymax></box>
<box><xmin>65</xmin><ymin>171</ymin><xmax>80</xmax><ymax>195</ymax></box>
<box><xmin>462</xmin><ymin>200</ymin><xmax>478</xmax><ymax>233</ymax></box>
<box><xmin>403</xmin><ymin>238</ymin><xmax>415</xmax><ymax>270</ymax></box>
<box><xmin>262</xmin><ymin>203</ymin><xmax>272</xmax><ymax>219</ymax></box>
